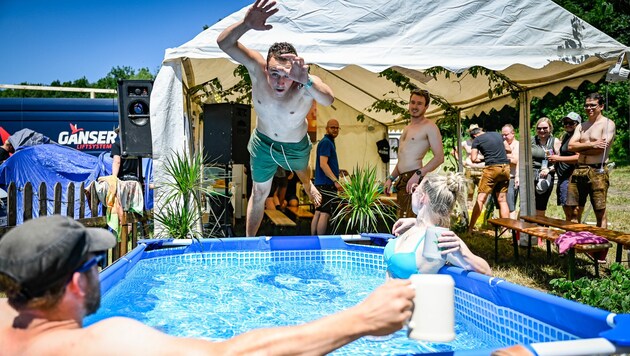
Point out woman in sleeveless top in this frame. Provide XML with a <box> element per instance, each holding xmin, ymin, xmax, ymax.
<box><xmin>383</xmin><ymin>172</ymin><xmax>492</xmax><ymax>279</ymax></box>
<box><xmin>531</xmin><ymin>117</ymin><xmax>562</xmax><ymax>217</ymax></box>
<box><xmin>548</xmin><ymin>113</ymin><xmax>581</xmax><ymax>221</ymax></box>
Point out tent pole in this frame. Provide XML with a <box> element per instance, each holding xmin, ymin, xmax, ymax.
<box><xmin>456</xmin><ymin>109</ymin><xmax>463</xmax><ymax>173</ymax></box>
<box><xmin>519</xmin><ymin>91</ymin><xmax>535</xmax><ymax>217</ymax></box>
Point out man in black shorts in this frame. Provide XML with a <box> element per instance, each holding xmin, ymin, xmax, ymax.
<box><xmin>311</xmin><ymin>119</ymin><xmax>342</xmax><ymax>235</ymax></box>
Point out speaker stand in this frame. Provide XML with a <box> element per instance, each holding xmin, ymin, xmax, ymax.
<box><xmin>221</xmin><ymin>163</ymin><xmax>234</xmax><ymax>237</ymax></box>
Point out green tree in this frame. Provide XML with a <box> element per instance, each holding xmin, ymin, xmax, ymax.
<box><xmin>0</xmin><ymin>66</ymin><xmax>155</xmax><ymax>99</ymax></box>
<box><xmin>552</xmin><ymin>0</ymin><xmax>629</xmax><ymax>46</ymax></box>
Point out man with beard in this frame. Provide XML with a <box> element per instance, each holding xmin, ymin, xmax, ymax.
<box><xmin>218</xmin><ymin>0</ymin><xmax>334</xmax><ymax>236</ymax></box>
<box><xmin>311</xmin><ymin>119</ymin><xmax>342</xmax><ymax>235</ymax></box>
<box><xmin>384</xmin><ymin>89</ymin><xmax>444</xmax><ymax>218</ymax></box>
<box><xmin>0</xmin><ymin>216</ymin><xmax>415</xmax><ymax>354</ymax></box>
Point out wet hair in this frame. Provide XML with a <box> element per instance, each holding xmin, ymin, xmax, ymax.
<box><xmin>267</xmin><ymin>42</ymin><xmax>298</xmax><ymax>64</ymax></box>
<box><xmin>410</xmin><ymin>89</ymin><xmax>430</xmax><ymax>106</ymax></box>
<box><xmin>420</xmin><ymin>172</ymin><xmax>468</xmax><ymax>227</ymax></box>
<box><xmin>585</xmin><ymin>92</ymin><xmax>604</xmax><ymax>106</ymax></box>
<box><xmin>535</xmin><ymin>117</ymin><xmax>553</xmax><ymax>134</ymax></box>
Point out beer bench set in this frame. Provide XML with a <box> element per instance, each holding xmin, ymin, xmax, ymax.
<box><xmin>522</xmin><ymin>215</ymin><xmax>630</xmax><ymax>265</ymax></box>
<box><xmin>264</xmin><ymin>206</ymin><xmax>314</xmax><ymax>235</ymax></box>
<box><xmin>486</xmin><ymin>216</ymin><xmax>629</xmax><ymax>280</ymax></box>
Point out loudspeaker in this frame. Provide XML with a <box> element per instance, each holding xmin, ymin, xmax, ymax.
<box><xmin>203</xmin><ymin>103</ymin><xmax>251</xmax><ymax>165</ymax></box>
<box><xmin>117</xmin><ymin>79</ymin><xmax>153</xmax><ymax>157</ymax></box>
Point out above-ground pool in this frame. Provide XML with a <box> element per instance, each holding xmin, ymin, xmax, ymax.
<box><xmin>87</xmin><ymin>235</ymin><xmax>630</xmax><ymax>355</ymax></box>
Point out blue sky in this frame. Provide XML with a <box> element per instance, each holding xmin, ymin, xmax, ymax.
<box><xmin>0</xmin><ymin>0</ymin><xmax>253</xmax><ymax>85</ymax></box>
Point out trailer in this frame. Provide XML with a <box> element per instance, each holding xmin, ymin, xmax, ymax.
<box><xmin>0</xmin><ymin>98</ymin><xmax>119</xmax><ymax>156</ymax></box>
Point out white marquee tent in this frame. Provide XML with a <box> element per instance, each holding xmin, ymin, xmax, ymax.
<box><xmin>150</xmin><ymin>0</ymin><xmax>628</xmax><ymax>218</ymax></box>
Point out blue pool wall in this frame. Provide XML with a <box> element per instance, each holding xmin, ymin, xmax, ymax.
<box><xmin>99</xmin><ymin>235</ymin><xmax>618</xmax><ymax>343</ymax></box>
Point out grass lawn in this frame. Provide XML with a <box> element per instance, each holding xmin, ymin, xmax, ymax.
<box><xmin>462</xmin><ymin>164</ymin><xmax>630</xmax><ymax>292</ymax></box>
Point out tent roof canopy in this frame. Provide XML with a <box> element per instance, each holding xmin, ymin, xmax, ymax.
<box><xmin>161</xmin><ymin>0</ymin><xmax>627</xmax><ymax>124</ymax></box>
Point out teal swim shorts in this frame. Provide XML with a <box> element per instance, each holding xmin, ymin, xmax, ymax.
<box><xmin>247</xmin><ymin>129</ymin><xmax>312</xmax><ymax>183</ymax></box>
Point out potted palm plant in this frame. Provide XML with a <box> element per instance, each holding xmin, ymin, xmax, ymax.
<box><xmin>330</xmin><ymin>165</ymin><xmax>396</xmax><ymax>234</ymax></box>
<box><xmin>154</xmin><ymin>150</ymin><xmax>220</xmax><ymax>240</ymax></box>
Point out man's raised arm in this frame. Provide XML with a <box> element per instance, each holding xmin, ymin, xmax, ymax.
<box><xmin>217</xmin><ymin>0</ymin><xmax>278</xmax><ymax>71</ymax></box>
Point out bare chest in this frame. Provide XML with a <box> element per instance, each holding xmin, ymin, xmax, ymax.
<box><xmin>579</xmin><ymin>121</ymin><xmax>606</xmax><ymax>141</ymax></box>
<box><xmin>252</xmin><ymin>83</ymin><xmax>312</xmax><ymax>126</ymax></box>
<box><xmin>400</xmin><ymin>125</ymin><xmax>429</xmax><ymax>149</ymax></box>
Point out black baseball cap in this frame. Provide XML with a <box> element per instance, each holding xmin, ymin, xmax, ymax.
<box><xmin>0</xmin><ymin>215</ymin><xmax>115</xmax><ymax>298</ymax></box>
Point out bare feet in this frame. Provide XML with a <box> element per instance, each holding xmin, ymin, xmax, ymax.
<box><xmin>307</xmin><ymin>184</ymin><xmax>322</xmax><ymax>207</ymax></box>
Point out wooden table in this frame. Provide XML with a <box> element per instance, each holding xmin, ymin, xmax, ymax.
<box><xmin>521</xmin><ymin>215</ymin><xmax>630</xmax><ymax>264</ymax></box>
<box><xmin>488</xmin><ymin>217</ymin><xmax>611</xmax><ymax>279</ymax></box>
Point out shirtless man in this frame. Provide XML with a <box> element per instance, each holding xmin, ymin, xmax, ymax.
<box><xmin>217</xmin><ymin>0</ymin><xmax>334</xmax><ymax>236</ymax></box>
<box><xmin>0</xmin><ymin>216</ymin><xmax>414</xmax><ymax>355</ymax></box>
<box><xmin>384</xmin><ymin>89</ymin><xmax>444</xmax><ymax>218</ymax></box>
<box><xmin>567</xmin><ymin>93</ymin><xmax>616</xmax><ymax>227</ymax></box>
<box><xmin>501</xmin><ymin>124</ymin><xmax>519</xmax><ymax>219</ymax></box>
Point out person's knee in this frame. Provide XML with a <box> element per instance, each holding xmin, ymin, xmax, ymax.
<box><xmin>251</xmin><ymin>185</ymin><xmax>272</xmax><ymax>201</ymax></box>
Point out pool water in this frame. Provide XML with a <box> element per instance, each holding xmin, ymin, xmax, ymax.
<box><xmin>86</xmin><ymin>251</ymin><xmax>503</xmax><ymax>355</ymax></box>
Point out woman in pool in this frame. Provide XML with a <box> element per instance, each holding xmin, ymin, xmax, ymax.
<box><xmin>384</xmin><ymin>172</ymin><xmax>492</xmax><ymax>278</ymax></box>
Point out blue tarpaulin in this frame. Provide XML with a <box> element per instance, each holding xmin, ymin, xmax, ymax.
<box><xmin>0</xmin><ymin>144</ymin><xmax>152</xmax><ymax>224</ymax></box>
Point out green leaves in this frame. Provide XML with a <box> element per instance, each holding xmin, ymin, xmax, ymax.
<box><xmin>330</xmin><ymin>165</ymin><xmax>396</xmax><ymax>234</ymax></box>
<box><xmin>550</xmin><ymin>263</ymin><xmax>630</xmax><ymax>313</ymax></box>
<box><xmin>154</xmin><ymin>150</ymin><xmax>219</xmax><ymax>240</ymax></box>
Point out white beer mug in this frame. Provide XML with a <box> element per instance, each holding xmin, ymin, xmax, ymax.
<box><xmin>407</xmin><ymin>274</ymin><xmax>455</xmax><ymax>342</ymax></box>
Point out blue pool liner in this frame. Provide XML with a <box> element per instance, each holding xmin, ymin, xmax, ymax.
<box><xmin>98</xmin><ymin>235</ymin><xmax>630</xmax><ymax>354</ymax></box>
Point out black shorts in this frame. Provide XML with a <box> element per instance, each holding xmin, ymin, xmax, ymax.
<box><xmin>315</xmin><ymin>184</ymin><xmax>339</xmax><ymax>215</ymax></box>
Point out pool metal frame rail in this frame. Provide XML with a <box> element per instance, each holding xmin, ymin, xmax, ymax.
<box><xmin>98</xmin><ymin>235</ymin><xmax>630</xmax><ymax>356</ymax></box>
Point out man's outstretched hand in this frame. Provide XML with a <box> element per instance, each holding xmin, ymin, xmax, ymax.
<box><xmin>280</xmin><ymin>53</ymin><xmax>309</xmax><ymax>84</ymax></box>
<box><xmin>244</xmin><ymin>0</ymin><xmax>279</xmax><ymax>31</ymax></box>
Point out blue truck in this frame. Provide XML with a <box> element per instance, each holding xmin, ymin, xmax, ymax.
<box><xmin>0</xmin><ymin>98</ymin><xmax>119</xmax><ymax>156</ymax></box>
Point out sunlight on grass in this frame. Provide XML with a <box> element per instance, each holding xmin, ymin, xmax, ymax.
<box><xmin>461</xmin><ymin>165</ymin><xmax>630</xmax><ymax>292</ymax></box>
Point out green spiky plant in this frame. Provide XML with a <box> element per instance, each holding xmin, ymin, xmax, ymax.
<box><xmin>331</xmin><ymin>165</ymin><xmax>397</xmax><ymax>234</ymax></box>
<box><xmin>154</xmin><ymin>150</ymin><xmax>220</xmax><ymax>240</ymax></box>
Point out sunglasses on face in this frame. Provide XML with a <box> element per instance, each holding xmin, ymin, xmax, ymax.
<box><xmin>75</xmin><ymin>253</ymin><xmax>105</xmax><ymax>273</ymax></box>
<box><xmin>536</xmin><ymin>127</ymin><xmax>549</xmax><ymax>131</ymax></box>
<box><xmin>563</xmin><ymin>121</ymin><xmax>577</xmax><ymax>126</ymax></box>
<box><xmin>584</xmin><ymin>104</ymin><xmax>599</xmax><ymax>109</ymax></box>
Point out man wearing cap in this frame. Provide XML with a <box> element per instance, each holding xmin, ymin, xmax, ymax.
<box><xmin>467</xmin><ymin>127</ymin><xmax>511</xmax><ymax>233</ymax></box>
<box><xmin>0</xmin><ymin>215</ymin><xmax>414</xmax><ymax>354</ymax></box>
<box><xmin>548</xmin><ymin>112</ymin><xmax>581</xmax><ymax>221</ymax></box>
<box><xmin>384</xmin><ymin>89</ymin><xmax>444</xmax><ymax>218</ymax></box>
<box><xmin>567</xmin><ymin>93</ymin><xmax>616</xmax><ymax>227</ymax></box>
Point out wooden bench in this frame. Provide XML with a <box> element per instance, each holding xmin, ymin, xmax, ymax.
<box><xmin>286</xmin><ymin>206</ymin><xmax>314</xmax><ymax>219</ymax></box>
<box><xmin>487</xmin><ymin>218</ymin><xmax>537</xmax><ymax>262</ymax></box>
<box><xmin>284</xmin><ymin>206</ymin><xmax>314</xmax><ymax>234</ymax></box>
<box><xmin>488</xmin><ymin>218</ymin><xmax>612</xmax><ymax>280</ymax></box>
<box><xmin>264</xmin><ymin>209</ymin><xmax>297</xmax><ymax>235</ymax></box>
<box><xmin>522</xmin><ymin>215</ymin><xmax>630</xmax><ymax>264</ymax></box>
